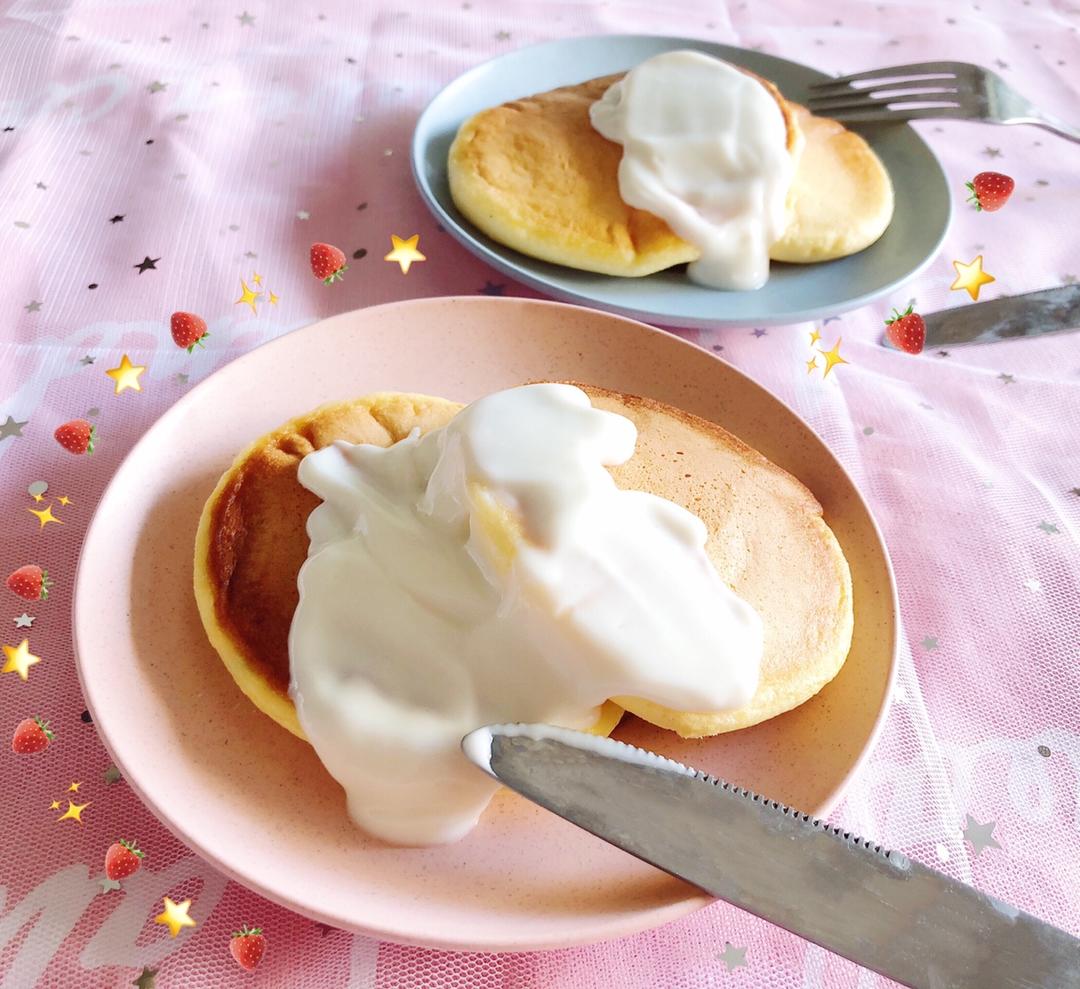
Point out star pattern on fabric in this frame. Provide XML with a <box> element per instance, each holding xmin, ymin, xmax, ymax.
<box><xmin>237</xmin><ymin>10</ymin><xmax>256</xmax><ymax>26</ymax></box>
<box><xmin>982</xmin><ymin>147</ymin><xmax>1003</xmax><ymax>159</ymax></box>
<box><xmin>104</xmin><ymin>764</ymin><xmax>123</xmax><ymax>784</ymax></box>
<box><xmin>28</xmin><ymin>504</ymin><xmax>63</xmax><ymax>528</ymax></box>
<box><xmin>809</xmin><ymin>328</ymin><xmax>821</xmax><ymax>345</ymax></box>
<box><xmin>1037</xmin><ymin>521</ymin><xmax>1059</xmax><ymax>534</ymax></box>
<box><xmin>806</xmin><ymin>356</ymin><xmax>819</xmax><ymax>374</ymax></box>
<box><xmin>998</xmin><ymin>373</ymin><xmax>1015</xmax><ymax>384</ymax></box>
<box><xmin>717</xmin><ymin>943</ymin><xmax>747</xmax><ymax>970</ymax></box>
<box><xmin>2</xmin><ymin>638</ymin><xmax>41</xmax><ymax>679</ymax></box>
<box><xmin>1069</xmin><ymin>487</ymin><xmax>1080</xmax><ymax>497</ymax></box>
<box><xmin>0</xmin><ymin>415</ymin><xmax>28</xmax><ymax>439</ymax></box>
<box><xmin>384</xmin><ymin>234</ymin><xmax>426</xmax><ymax>274</ymax></box>
<box><xmin>155</xmin><ymin>897</ymin><xmax>197</xmax><ymax>937</ymax></box>
<box><xmin>80</xmin><ymin>354</ymin><xmax>95</xmax><ymax>365</ymax></box>
<box><xmin>951</xmin><ymin>255</ymin><xmax>995</xmax><ymax>301</ymax></box>
<box><xmin>1023</xmin><ymin>578</ymin><xmax>1041</xmax><ymax>592</ymax></box>
<box><xmin>99</xmin><ymin>876</ymin><xmax>122</xmax><ymax>894</ymax></box>
<box><xmin>922</xmin><ymin>636</ymin><xmax>938</xmax><ymax>650</ymax></box>
<box><xmin>752</xmin><ymin>327</ymin><xmax>767</xmax><ymax>338</ymax></box>
<box><xmin>14</xmin><ymin>614</ymin><xmax>35</xmax><ymax>628</ymax></box>
<box><xmin>296</xmin><ymin>209</ymin><xmax>310</xmax><ymax>220</ymax></box>
<box><xmin>962</xmin><ymin>815</ymin><xmax>1000</xmax><ymax>855</ymax></box>
<box><xmin>109</xmin><ymin>214</ymin><xmax>124</xmax><ymax>223</ymax></box>
<box><xmin>57</xmin><ymin>800</ymin><xmax>90</xmax><ymax>823</ymax></box>
<box><xmin>479</xmin><ymin>280</ymin><xmax>505</xmax><ymax>296</ymax></box>
<box><xmin>49</xmin><ymin>800</ymin><xmax>61</xmax><ymax>810</ymax></box>
<box><xmin>24</xmin><ymin>299</ymin><xmax>42</xmax><ymax>312</ymax></box>
<box><xmin>106</xmin><ymin>354</ymin><xmax>146</xmax><ymax>394</ymax></box>
<box><xmin>147</xmin><ymin>81</ymin><xmax>167</xmax><ymax>94</ymax></box>
<box><xmin>134</xmin><ymin>256</ymin><xmax>160</xmax><ymax>274</ymax></box>
<box><xmin>58</xmin><ymin>495</ymin><xmax>72</xmax><ymax>506</ymax></box>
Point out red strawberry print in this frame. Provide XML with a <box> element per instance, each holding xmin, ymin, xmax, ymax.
<box><xmin>884</xmin><ymin>304</ymin><xmax>926</xmax><ymax>355</ymax></box>
<box><xmin>6</xmin><ymin>565</ymin><xmax>51</xmax><ymax>601</ymax></box>
<box><xmin>965</xmin><ymin>172</ymin><xmax>1014</xmax><ymax>212</ymax></box>
<box><xmin>310</xmin><ymin>242</ymin><xmax>348</xmax><ymax>284</ymax></box>
<box><xmin>229</xmin><ymin>925</ymin><xmax>266</xmax><ymax>971</ymax></box>
<box><xmin>170</xmin><ymin>311</ymin><xmax>210</xmax><ymax>352</ymax></box>
<box><xmin>12</xmin><ymin>716</ymin><xmax>54</xmax><ymax>753</ymax></box>
<box><xmin>104</xmin><ymin>839</ymin><xmax>145</xmax><ymax>880</ymax></box>
<box><xmin>55</xmin><ymin>419</ymin><xmax>95</xmax><ymax>455</ymax></box>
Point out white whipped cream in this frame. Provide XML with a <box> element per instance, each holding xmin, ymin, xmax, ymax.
<box><xmin>589</xmin><ymin>50</ymin><xmax>796</xmax><ymax>290</ymax></box>
<box><xmin>289</xmin><ymin>384</ymin><xmax>762</xmax><ymax>845</ymax></box>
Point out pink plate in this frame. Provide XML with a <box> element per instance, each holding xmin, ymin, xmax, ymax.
<box><xmin>73</xmin><ymin>297</ymin><xmax>897</xmax><ymax>952</ymax></box>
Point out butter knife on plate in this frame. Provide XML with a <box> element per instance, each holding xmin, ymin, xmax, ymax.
<box><xmin>463</xmin><ymin>724</ymin><xmax>1080</xmax><ymax>989</ymax></box>
<box><xmin>886</xmin><ymin>284</ymin><xmax>1080</xmax><ymax>348</ymax></box>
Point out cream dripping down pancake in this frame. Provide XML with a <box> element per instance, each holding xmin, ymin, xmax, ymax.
<box><xmin>194</xmin><ymin>385</ymin><xmax>853</xmax><ymax>844</ymax></box>
<box><xmin>448</xmin><ymin>51</ymin><xmax>894</xmax><ymax>284</ymax></box>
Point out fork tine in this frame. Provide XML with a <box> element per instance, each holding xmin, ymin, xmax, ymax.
<box><xmin>813</xmin><ymin>105</ymin><xmax>972</xmax><ymax>123</ymax></box>
<box><xmin>809</xmin><ymin>74</ymin><xmax>959</xmax><ymax>96</ymax></box>
<box><xmin>808</xmin><ymin>90</ymin><xmax>962</xmax><ymax>112</ymax></box>
<box><xmin>809</xmin><ymin>61</ymin><xmax>964</xmax><ymax>90</ymax></box>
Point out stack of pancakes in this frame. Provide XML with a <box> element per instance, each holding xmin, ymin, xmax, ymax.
<box><xmin>447</xmin><ymin>72</ymin><xmax>894</xmax><ymax>276</ymax></box>
<box><xmin>194</xmin><ymin>387</ymin><xmax>853</xmax><ymax>742</ymax></box>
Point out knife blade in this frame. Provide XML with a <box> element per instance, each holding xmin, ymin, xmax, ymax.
<box><xmin>463</xmin><ymin>724</ymin><xmax>1080</xmax><ymax>989</ymax></box>
<box><xmin>916</xmin><ymin>285</ymin><xmax>1080</xmax><ymax>348</ymax></box>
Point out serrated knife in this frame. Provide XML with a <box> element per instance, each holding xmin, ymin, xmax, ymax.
<box><xmin>898</xmin><ymin>284</ymin><xmax>1080</xmax><ymax>348</ymax></box>
<box><xmin>463</xmin><ymin>725</ymin><xmax>1080</xmax><ymax>988</ymax></box>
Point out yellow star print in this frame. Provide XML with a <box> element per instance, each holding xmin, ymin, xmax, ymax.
<box><xmin>806</xmin><ymin>355</ymin><xmax>819</xmax><ymax>374</ymax></box>
<box><xmin>58</xmin><ymin>495</ymin><xmax>73</xmax><ymax>506</ymax></box>
<box><xmin>950</xmin><ymin>255</ymin><xmax>995</xmax><ymax>301</ymax></box>
<box><xmin>235</xmin><ymin>279</ymin><xmax>263</xmax><ymax>314</ymax></box>
<box><xmin>252</xmin><ymin>272</ymin><xmax>263</xmax><ymax>286</ymax></box>
<box><xmin>49</xmin><ymin>800</ymin><xmax>61</xmax><ymax>810</ymax></box>
<box><xmin>28</xmin><ymin>504</ymin><xmax>63</xmax><ymax>528</ymax></box>
<box><xmin>268</xmin><ymin>290</ymin><xmax>279</xmax><ymax>305</ymax></box>
<box><xmin>57</xmin><ymin>800</ymin><xmax>90</xmax><ymax>824</ymax></box>
<box><xmin>68</xmin><ymin>781</ymin><xmax>82</xmax><ymax>792</ymax></box>
<box><xmin>155</xmin><ymin>897</ymin><xmax>197</xmax><ymax>937</ymax></box>
<box><xmin>106</xmin><ymin>355</ymin><xmax>146</xmax><ymax>395</ymax></box>
<box><xmin>31</xmin><ymin>492</ymin><xmax>44</xmax><ymax>503</ymax></box>
<box><xmin>809</xmin><ymin>328</ymin><xmax>821</xmax><ymax>346</ymax></box>
<box><xmin>384</xmin><ymin>234</ymin><xmax>426</xmax><ymax>274</ymax></box>
<box><xmin>2</xmin><ymin>639</ymin><xmax>42</xmax><ymax>680</ymax></box>
<box><xmin>818</xmin><ymin>338</ymin><xmax>850</xmax><ymax>378</ymax></box>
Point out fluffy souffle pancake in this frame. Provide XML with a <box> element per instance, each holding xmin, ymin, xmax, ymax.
<box><xmin>195</xmin><ymin>387</ymin><xmax>852</xmax><ymax>742</ymax></box>
<box><xmin>448</xmin><ymin>72</ymin><xmax>894</xmax><ymax>275</ymax></box>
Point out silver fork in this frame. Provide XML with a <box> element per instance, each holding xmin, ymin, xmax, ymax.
<box><xmin>807</xmin><ymin>61</ymin><xmax>1080</xmax><ymax>144</ymax></box>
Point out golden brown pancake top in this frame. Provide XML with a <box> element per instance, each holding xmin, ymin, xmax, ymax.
<box><xmin>204</xmin><ymin>394</ymin><xmax>461</xmax><ymax>699</ymax></box>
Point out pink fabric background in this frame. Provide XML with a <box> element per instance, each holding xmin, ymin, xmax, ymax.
<box><xmin>2</xmin><ymin>0</ymin><xmax>1079</xmax><ymax>986</ymax></box>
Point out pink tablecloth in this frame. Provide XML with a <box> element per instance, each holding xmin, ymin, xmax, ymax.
<box><xmin>1</xmin><ymin>1</ymin><xmax>1078</xmax><ymax>986</ymax></box>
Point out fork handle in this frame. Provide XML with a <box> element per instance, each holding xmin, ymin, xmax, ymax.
<box><xmin>1030</xmin><ymin>111</ymin><xmax>1080</xmax><ymax>145</ymax></box>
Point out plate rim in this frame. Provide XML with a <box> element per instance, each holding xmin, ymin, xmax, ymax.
<box><xmin>410</xmin><ymin>33</ymin><xmax>953</xmax><ymax>328</ymax></box>
<box><xmin>72</xmin><ymin>296</ymin><xmax>899</xmax><ymax>951</ymax></box>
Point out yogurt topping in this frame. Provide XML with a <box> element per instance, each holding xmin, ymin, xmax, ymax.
<box><xmin>289</xmin><ymin>383</ymin><xmax>763</xmax><ymax>845</ymax></box>
<box><xmin>589</xmin><ymin>50</ymin><xmax>796</xmax><ymax>291</ymax></box>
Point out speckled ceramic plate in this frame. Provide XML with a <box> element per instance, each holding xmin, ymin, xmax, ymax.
<box><xmin>412</xmin><ymin>34</ymin><xmax>951</xmax><ymax>328</ymax></box>
<box><xmin>74</xmin><ymin>297</ymin><xmax>897</xmax><ymax>951</ymax></box>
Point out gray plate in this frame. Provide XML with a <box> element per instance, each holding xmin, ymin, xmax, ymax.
<box><xmin>411</xmin><ymin>34</ymin><xmax>952</xmax><ymax>328</ymax></box>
